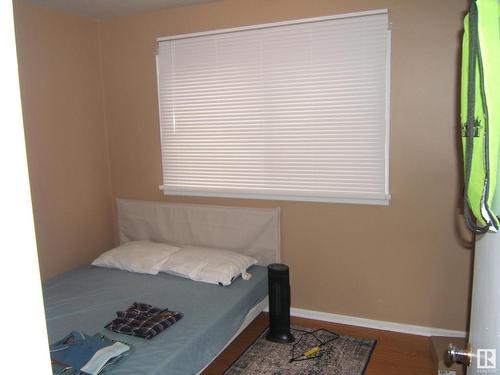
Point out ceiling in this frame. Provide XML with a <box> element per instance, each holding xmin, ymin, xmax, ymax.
<box><xmin>22</xmin><ymin>0</ymin><xmax>217</xmax><ymax>19</ymax></box>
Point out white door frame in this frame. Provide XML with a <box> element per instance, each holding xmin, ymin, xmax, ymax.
<box><xmin>0</xmin><ymin>2</ymin><xmax>51</xmax><ymax>373</ymax></box>
<box><xmin>468</xmin><ymin>232</ymin><xmax>500</xmax><ymax>374</ymax></box>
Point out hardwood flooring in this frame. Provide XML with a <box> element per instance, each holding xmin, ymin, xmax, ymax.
<box><xmin>202</xmin><ymin>313</ymin><xmax>435</xmax><ymax>375</ymax></box>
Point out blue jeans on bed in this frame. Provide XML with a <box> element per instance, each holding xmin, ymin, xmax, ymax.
<box><xmin>50</xmin><ymin>332</ymin><xmax>132</xmax><ymax>375</ymax></box>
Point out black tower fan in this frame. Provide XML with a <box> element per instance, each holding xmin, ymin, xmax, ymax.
<box><xmin>265</xmin><ymin>263</ymin><xmax>295</xmax><ymax>343</ymax></box>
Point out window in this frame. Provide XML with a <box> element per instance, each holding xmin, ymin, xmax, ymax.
<box><xmin>156</xmin><ymin>10</ymin><xmax>391</xmax><ymax>205</ymax></box>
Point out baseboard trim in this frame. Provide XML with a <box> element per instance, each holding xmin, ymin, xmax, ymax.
<box><xmin>287</xmin><ymin>307</ymin><xmax>466</xmax><ymax>338</ymax></box>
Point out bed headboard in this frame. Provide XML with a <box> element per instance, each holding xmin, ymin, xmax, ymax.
<box><xmin>117</xmin><ymin>199</ymin><xmax>280</xmax><ymax>265</ymax></box>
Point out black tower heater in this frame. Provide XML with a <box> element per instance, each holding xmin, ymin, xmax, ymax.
<box><xmin>265</xmin><ymin>263</ymin><xmax>295</xmax><ymax>343</ymax></box>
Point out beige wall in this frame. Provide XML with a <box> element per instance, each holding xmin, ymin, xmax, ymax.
<box><xmin>13</xmin><ymin>0</ymin><xmax>473</xmax><ymax>331</ymax></box>
<box><xmin>99</xmin><ymin>0</ymin><xmax>472</xmax><ymax>331</ymax></box>
<box><xmin>14</xmin><ymin>2</ymin><xmax>115</xmax><ymax>279</ymax></box>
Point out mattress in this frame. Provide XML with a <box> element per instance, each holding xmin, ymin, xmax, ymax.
<box><xmin>43</xmin><ymin>265</ymin><xmax>268</xmax><ymax>375</ymax></box>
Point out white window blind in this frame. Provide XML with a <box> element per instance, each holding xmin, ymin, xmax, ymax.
<box><xmin>156</xmin><ymin>10</ymin><xmax>391</xmax><ymax>205</ymax></box>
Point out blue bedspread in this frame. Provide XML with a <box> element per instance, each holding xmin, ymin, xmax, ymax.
<box><xmin>43</xmin><ymin>265</ymin><xmax>267</xmax><ymax>375</ymax></box>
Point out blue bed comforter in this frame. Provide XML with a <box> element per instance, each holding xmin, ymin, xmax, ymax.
<box><xmin>43</xmin><ymin>265</ymin><xmax>267</xmax><ymax>375</ymax></box>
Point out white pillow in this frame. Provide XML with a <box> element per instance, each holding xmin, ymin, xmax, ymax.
<box><xmin>91</xmin><ymin>241</ymin><xmax>181</xmax><ymax>275</ymax></box>
<box><xmin>158</xmin><ymin>246</ymin><xmax>258</xmax><ymax>286</ymax></box>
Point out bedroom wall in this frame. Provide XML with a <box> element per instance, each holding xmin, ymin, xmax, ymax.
<box><xmin>13</xmin><ymin>2</ymin><xmax>115</xmax><ymax>279</ymax></box>
<box><xmin>98</xmin><ymin>0</ymin><xmax>473</xmax><ymax>332</ymax></box>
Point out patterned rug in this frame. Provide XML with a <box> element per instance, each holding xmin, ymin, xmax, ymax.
<box><xmin>224</xmin><ymin>326</ymin><xmax>376</xmax><ymax>375</ymax></box>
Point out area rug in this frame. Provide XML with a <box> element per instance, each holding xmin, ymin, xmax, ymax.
<box><xmin>224</xmin><ymin>326</ymin><xmax>376</xmax><ymax>375</ymax></box>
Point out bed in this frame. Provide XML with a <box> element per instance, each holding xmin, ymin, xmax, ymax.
<box><xmin>43</xmin><ymin>199</ymin><xmax>280</xmax><ymax>375</ymax></box>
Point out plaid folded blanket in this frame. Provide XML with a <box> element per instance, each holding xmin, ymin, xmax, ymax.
<box><xmin>105</xmin><ymin>302</ymin><xmax>183</xmax><ymax>340</ymax></box>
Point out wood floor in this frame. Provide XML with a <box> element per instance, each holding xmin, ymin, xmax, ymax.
<box><xmin>202</xmin><ymin>313</ymin><xmax>435</xmax><ymax>375</ymax></box>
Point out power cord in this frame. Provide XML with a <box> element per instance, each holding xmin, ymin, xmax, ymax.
<box><xmin>289</xmin><ymin>327</ymin><xmax>340</xmax><ymax>363</ymax></box>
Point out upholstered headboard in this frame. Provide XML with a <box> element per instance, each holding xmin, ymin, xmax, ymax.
<box><xmin>116</xmin><ymin>199</ymin><xmax>280</xmax><ymax>265</ymax></box>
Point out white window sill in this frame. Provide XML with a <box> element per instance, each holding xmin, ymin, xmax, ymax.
<box><xmin>159</xmin><ymin>186</ymin><xmax>391</xmax><ymax>206</ymax></box>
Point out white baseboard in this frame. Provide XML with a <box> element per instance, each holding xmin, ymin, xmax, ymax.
<box><xmin>282</xmin><ymin>307</ymin><xmax>467</xmax><ymax>338</ymax></box>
